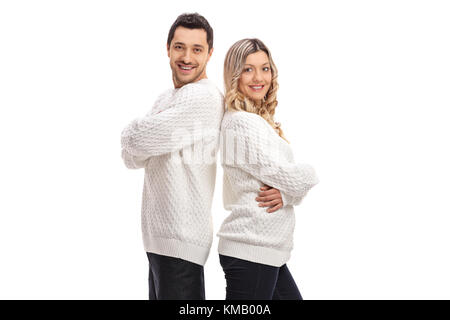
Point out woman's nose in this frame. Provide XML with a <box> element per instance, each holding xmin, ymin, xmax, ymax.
<box><xmin>253</xmin><ymin>70</ymin><xmax>263</xmax><ymax>82</ymax></box>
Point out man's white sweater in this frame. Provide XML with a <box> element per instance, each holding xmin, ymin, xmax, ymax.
<box><xmin>121</xmin><ymin>79</ymin><xmax>224</xmax><ymax>266</ymax></box>
<box><xmin>217</xmin><ymin>110</ymin><xmax>319</xmax><ymax>267</ymax></box>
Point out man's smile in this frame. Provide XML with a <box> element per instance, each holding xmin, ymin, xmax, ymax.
<box><xmin>177</xmin><ymin>63</ymin><xmax>196</xmax><ymax>74</ymax></box>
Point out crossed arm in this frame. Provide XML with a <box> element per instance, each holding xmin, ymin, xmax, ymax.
<box><xmin>121</xmin><ymin>85</ymin><xmax>222</xmax><ymax>169</ymax></box>
<box><xmin>224</xmin><ymin>114</ymin><xmax>319</xmax><ymax>211</ymax></box>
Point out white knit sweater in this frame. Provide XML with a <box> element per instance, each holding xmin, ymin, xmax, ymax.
<box><xmin>121</xmin><ymin>79</ymin><xmax>224</xmax><ymax>266</ymax></box>
<box><xmin>217</xmin><ymin>110</ymin><xmax>319</xmax><ymax>267</ymax></box>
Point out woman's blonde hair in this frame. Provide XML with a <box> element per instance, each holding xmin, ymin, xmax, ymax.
<box><xmin>224</xmin><ymin>38</ymin><xmax>288</xmax><ymax>142</ymax></box>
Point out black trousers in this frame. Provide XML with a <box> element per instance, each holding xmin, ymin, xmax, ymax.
<box><xmin>146</xmin><ymin>252</ymin><xmax>205</xmax><ymax>300</ymax></box>
<box><xmin>219</xmin><ymin>254</ymin><xmax>303</xmax><ymax>300</ymax></box>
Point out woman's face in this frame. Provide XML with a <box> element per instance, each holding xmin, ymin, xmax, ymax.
<box><xmin>238</xmin><ymin>51</ymin><xmax>272</xmax><ymax>102</ymax></box>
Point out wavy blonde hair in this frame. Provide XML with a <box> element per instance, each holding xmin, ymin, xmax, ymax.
<box><xmin>224</xmin><ymin>38</ymin><xmax>288</xmax><ymax>142</ymax></box>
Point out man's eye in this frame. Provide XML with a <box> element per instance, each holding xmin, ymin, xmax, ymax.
<box><xmin>194</xmin><ymin>48</ymin><xmax>202</xmax><ymax>53</ymax></box>
<box><xmin>174</xmin><ymin>45</ymin><xmax>182</xmax><ymax>49</ymax></box>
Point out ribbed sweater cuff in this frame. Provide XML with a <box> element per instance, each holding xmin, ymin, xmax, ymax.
<box><xmin>143</xmin><ymin>235</ymin><xmax>211</xmax><ymax>266</ymax></box>
<box><xmin>218</xmin><ymin>238</ymin><xmax>291</xmax><ymax>267</ymax></box>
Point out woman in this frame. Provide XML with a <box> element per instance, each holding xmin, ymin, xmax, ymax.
<box><xmin>217</xmin><ymin>38</ymin><xmax>319</xmax><ymax>300</ymax></box>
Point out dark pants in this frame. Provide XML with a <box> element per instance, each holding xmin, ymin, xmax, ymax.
<box><xmin>146</xmin><ymin>252</ymin><xmax>205</xmax><ymax>300</ymax></box>
<box><xmin>219</xmin><ymin>254</ymin><xmax>303</xmax><ymax>300</ymax></box>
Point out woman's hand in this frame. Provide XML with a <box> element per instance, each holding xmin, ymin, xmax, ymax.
<box><xmin>255</xmin><ymin>185</ymin><xmax>284</xmax><ymax>213</ymax></box>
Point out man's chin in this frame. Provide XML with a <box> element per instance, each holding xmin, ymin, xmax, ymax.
<box><xmin>174</xmin><ymin>73</ymin><xmax>200</xmax><ymax>86</ymax></box>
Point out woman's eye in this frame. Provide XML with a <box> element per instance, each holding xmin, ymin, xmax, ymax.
<box><xmin>263</xmin><ymin>67</ymin><xmax>270</xmax><ymax>71</ymax></box>
<box><xmin>244</xmin><ymin>68</ymin><xmax>252</xmax><ymax>72</ymax></box>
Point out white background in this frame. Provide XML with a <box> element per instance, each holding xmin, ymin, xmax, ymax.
<box><xmin>1</xmin><ymin>0</ymin><xmax>449</xmax><ymax>300</ymax></box>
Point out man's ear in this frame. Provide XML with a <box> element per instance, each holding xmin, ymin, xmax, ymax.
<box><xmin>207</xmin><ymin>47</ymin><xmax>214</xmax><ymax>62</ymax></box>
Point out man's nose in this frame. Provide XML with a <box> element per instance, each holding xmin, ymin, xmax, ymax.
<box><xmin>181</xmin><ymin>50</ymin><xmax>192</xmax><ymax>64</ymax></box>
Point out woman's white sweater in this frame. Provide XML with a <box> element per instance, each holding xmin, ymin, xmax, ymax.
<box><xmin>121</xmin><ymin>79</ymin><xmax>224</xmax><ymax>266</ymax></box>
<box><xmin>217</xmin><ymin>110</ymin><xmax>319</xmax><ymax>267</ymax></box>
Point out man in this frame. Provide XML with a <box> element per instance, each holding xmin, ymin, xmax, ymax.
<box><xmin>121</xmin><ymin>13</ymin><xmax>224</xmax><ymax>300</ymax></box>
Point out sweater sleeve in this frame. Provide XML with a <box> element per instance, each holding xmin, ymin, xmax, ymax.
<box><xmin>223</xmin><ymin>114</ymin><xmax>319</xmax><ymax>201</ymax></box>
<box><xmin>146</xmin><ymin>88</ymin><xmax>174</xmax><ymax>116</ymax></box>
<box><xmin>121</xmin><ymin>148</ymin><xmax>148</xmax><ymax>169</ymax></box>
<box><xmin>280</xmin><ymin>190</ymin><xmax>306</xmax><ymax>207</ymax></box>
<box><xmin>121</xmin><ymin>83</ymin><xmax>223</xmax><ymax>158</ymax></box>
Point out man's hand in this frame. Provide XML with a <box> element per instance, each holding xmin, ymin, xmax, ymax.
<box><xmin>255</xmin><ymin>185</ymin><xmax>284</xmax><ymax>213</ymax></box>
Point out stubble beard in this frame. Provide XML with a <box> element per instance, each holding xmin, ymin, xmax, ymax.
<box><xmin>172</xmin><ymin>63</ymin><xmax>207</xmax><ymax>87</ymax></box>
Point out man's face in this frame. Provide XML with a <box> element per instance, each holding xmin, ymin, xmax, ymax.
<box><xmin>167</xmin><ymin>26</ymin><xmax>213</xmax><ymax>88</ymax></box>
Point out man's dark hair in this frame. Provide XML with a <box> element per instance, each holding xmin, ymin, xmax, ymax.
<box><xmin>167</xmin><ymin>13</ymin><xmax>213</xmax><ymax>52</ymax></box>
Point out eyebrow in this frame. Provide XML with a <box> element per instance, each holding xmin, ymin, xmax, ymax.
<box><xmin>244</xmin><ymin>63</ymin><xmax>270</xmax><ymax>67</ymax></box>
<box><xmin>173</xmin><ymin>42</ymin><xmax>205</xmax><ymax>49</ymax></box>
